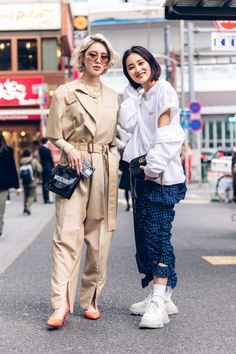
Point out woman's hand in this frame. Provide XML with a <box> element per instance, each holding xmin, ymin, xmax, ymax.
<box><xmin>139</xmin><ymin>165</ymin><xmax>157</xmax><ymax>181</ymax></box>
<box><xmin>67</xmin><ymin>148</ymin><xmax>83</xmax><ymax>174</ymax></box>
<box><xmin>16</xmin><ymin>188</ymin><xmax>21</xmax><ymax>196</ymax></box>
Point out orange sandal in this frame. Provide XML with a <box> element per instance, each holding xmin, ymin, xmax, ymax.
<box><xmin>46</xmin><ymin>305</ymin><xmax>70</xmax><ymax>329</ymax></box>
<box><xmin>83</xmin><ymin>309</ymin><xmax>101</xmax><ymax>320</ymax></box>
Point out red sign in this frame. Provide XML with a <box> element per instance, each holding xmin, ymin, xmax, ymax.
<box><xmin>0</xmin><ymin>114</ymin><xmax>41</xmax><ymax>121</ymax></box>
<box><xmin>189</xmin><ymin>101</ymin><xmax>202</xmax><ymax>114</ymax></box>
<box><xmin>213</xmin><ymin>20</ymin><xmax>236</xmax><ymax>32</ymax></box>
<box><xmin>189</xmin><ymin>118</ymin><xmax>203</xmax><ymax>131</ymax></box>
<box><xmin>0</xmin><ymin>77</ymin><xmax>43</xmax><ymax>107</ymax></box>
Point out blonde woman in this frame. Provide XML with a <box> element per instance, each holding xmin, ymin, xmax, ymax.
<box><xmin>46</xmin><ymin>34</ymin><xmax>120</xmax><ymax>328</ymax></box>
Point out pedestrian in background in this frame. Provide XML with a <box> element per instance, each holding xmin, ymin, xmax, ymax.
<box><xmin>231</xmin><ymin>146</ymin><xmax>236</xmax><ymax>202</ymax></box>
<box><xmin>0</xmin><ymin>132</ymin><xmax>20</xmax><ymax>237</ymax></box>
<box><xmin>119</xmin><ymin>149</ymin><xmax>131</xmax><ymax>211</ymax></box>
<box><xmin>38</xmin><ymin>137</ymin><xmax>54</xmax><ymax>204</ymax></box>
<box><xmin>20</xmin><ymin>148</ymin><xmax>42</xmax><ymax>215</ymax></box>
<box><xmin>31</xmin><ymin>140</ymin><xmax>41</xmax><ymax>202</ymax></box>
<box><xmin>119</xmin><ymin>46</ymin><xmax>187</xmax><ymax>329</ymax></box>
<box><xmin>46</xmin><ymin>33</ymin><xmax>119</xmax><ymax>329</ymax></box>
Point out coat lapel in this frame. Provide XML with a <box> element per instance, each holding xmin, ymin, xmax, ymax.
<box><xmin>67</xmin><ymin>80</ymin><xmax>97</xmax><ymax>137</ymax></box>
<box><xmin>74</xmin><ymin>90</ymin><xmax>97</xmax><ymax>136</ymax></box>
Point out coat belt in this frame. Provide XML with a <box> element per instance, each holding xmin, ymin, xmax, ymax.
<box><xmin>68</xmin><ymin>140</ymin><xmax>118</xmax><ymax>231</ymax></box>
<box><xmin>69</xmin><ymin>141</ymin><xmax>108</xmax><ymax>154</ymax></box>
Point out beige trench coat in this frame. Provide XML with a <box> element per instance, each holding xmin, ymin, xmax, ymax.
<box><xmin>47</xmin><ymin>79</ymin><xmax>119</xmax><ymax>230</ymax></box>
<box><xmin>46</xmin><ymin>79</ymin><xmax>119</xmax><ymax>310</ymax></box>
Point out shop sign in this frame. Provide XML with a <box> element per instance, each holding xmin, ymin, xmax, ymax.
<box><xmin>211</xmin><ymin>32</ymin><xmax>236</xmax><ymax>51</ymax></box>
<box><xmin>0</xmin><ymin>77</ymin><xmax>43</xmax><ymax>107</ymax></box>
<box><xmin>213</xmin><ymin>21</ymin><xmax>236</xmax><ymax>32</ymax></box>
<box><xmin>0</xmin><ymin>3</ymin><xmax>61</xmax><ymax>31</ymax></box>
<box><xmin>0</xmin><ymin>114</ymin><xmax>40</xmax><ymax>121</ymax></box>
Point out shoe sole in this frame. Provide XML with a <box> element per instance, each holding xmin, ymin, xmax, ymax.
<box><xmin>130</xmin><ymin>308</ymin><xmax>178</xmax><ymax>316</ymax></box>
<box><xmin>130</xmin><ymin>310</ymin><xmax>144</xmax><ymax>316</ymax></box>
<box><xmin>139</xmin><ymin>316</ymin><xmax>170</xmax><ymax>329</ymax></box>
<box><xmin>167</xmin><ymin>309</ymin><xmax>178</xmax><ymax>315</ymax></box>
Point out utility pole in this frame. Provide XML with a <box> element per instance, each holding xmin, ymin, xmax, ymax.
<box><xmin>179</xmin><ymin>20</ymin><xmax>189</xmax><ymax>185</ymax></box>
<box><xmin>180</xmin><ymin>20</ymin><xmax>185</xmax><ymax>109</ymax></box>
<box><xmin>146</xmin><ymin>0</ymin><xmax>151</xmax><ymax>50</ymax></box>
<box><xmin>164</xmin><ymin>25</ymin><xmax>172</xmax><ymax>82</ymax></box>
<box><xmin>32</xmin><ymin>83</ymin><xmax>48</xmax><ymax>137</ymax></box>
<box><xmin>187</xmin><ymin>22</ymin><xmax>201</xmax><ymax>183</ymax></box>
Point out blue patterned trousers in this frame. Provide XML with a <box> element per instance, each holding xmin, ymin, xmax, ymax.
<box><xmin>131</xmin><ymin>178</ymin><xmax>186</xmax><ymax>288</ymax></box>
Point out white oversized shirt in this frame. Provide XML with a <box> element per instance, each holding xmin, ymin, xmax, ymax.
<box><xmin>119</xmin><ymin>80</ymin><xmax>186</xmax><ymax>185</ymax></box>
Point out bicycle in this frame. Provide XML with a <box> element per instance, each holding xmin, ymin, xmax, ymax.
<box><xmin>215</xmin><ymin>174</ymin><xmax>233</xmax><ymax>203</ymax></box>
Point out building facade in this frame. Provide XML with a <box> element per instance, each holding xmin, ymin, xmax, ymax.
<box><xmin>0</xmin><ymin>0</ymin><xmax>73</xmax><ymax>164</ymax></box>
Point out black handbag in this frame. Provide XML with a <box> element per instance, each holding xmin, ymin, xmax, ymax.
<box><xmin>130</xmin><ymin>154</ymin><xmax>147</xmax><ymax>178</ymax></box>
<box><xmin>46</xmin><ymin>164</ymin><xmax>81</xmax><ymax>199</ymax></box>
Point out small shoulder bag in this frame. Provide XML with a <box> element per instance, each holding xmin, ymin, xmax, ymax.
<box><xmin>46</xmin><ymin>165</ymin><xmax>81</xmax><ymax>199</ymax></box>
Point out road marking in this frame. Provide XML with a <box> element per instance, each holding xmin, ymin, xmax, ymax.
<box><xmin>202</xmin><ymin>256</ymin><xmax>236</xmax><ymax>265</ymax></box>
<box><xmin>181</xmin><ymin>200</ymin><xmax>210</xmax><ymax>204</ymax></box>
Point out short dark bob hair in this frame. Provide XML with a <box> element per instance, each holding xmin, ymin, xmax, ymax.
<box><xmin>122</xmin><ymin>46</ymin><xmax>161</xmax><ymax>90</ymax></box>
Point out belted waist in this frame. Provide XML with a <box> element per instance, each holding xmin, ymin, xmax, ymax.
<box><xmin>69</xmin><ymin>141</ymin><xmax>108</xmax><ymax>154</ymax></box>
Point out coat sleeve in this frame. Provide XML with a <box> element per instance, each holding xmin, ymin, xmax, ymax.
<box><xmin>118</xmin><ymin>84</ymin><xmax>140</xmax><ymax>134</ymax></box>
<box><xmin>46</xmin><ymin>85</ymin><xmax>67</xmax><ymax>140</ymax></box>
<box><xmin>144</xmin><ymin>124</ymin><xmax>185</xmax><ymax>178</ymax></box>
<box><xmin>46</xmin><ymin>85</ymin><xmax>75</xmax><ymax>154</ymax></box>
<box><xmin>157</xmin><ymin>82</ymin><xmax>179</xmax><ymax>119</ymax></box>
<box><xmin>144</xmin><ymin>83</ymin><xmax>184</xmax><ymax>178</ymax></box>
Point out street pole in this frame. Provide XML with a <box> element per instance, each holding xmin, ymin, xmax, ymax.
<box><xmin>180</xmin><ymin>20</ymin><xmax>189</xmax><ymax>185</ymax></box>
<box><xmin>187</xmin><ymin>22</ymin><xmax>201</xmax><ymax>183</ymax></box>
<box><xmin>146</xmin><ymin>0</ymin><xmax>150</xmax><ymax>50</ymax></box>
<box><xmin>32</xmin><ymin>83</ymin><xmax>48</xmax><ymax>138</ymax></box>
<box><xmin>38</xmin><ymin>85</ymin><xmax>47</xmax><ymax>137</ymax></box>
<box><xmin>164</xmin><ymin>25</ymin><xmax>172</xmax><ymax>82</ymax></box>
<box><xmin>180</xmin><ymin>20</ymin><xmax>185</xmax><ymax>109</ymax></box>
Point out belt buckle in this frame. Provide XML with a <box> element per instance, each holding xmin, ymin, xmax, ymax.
<box><xmin>88</xmin><ymin>142</ymin><xmax>94</xmax><ymax>154</ymax></box>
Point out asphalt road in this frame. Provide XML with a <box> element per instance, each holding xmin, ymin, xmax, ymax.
<box><xmin>0</xmin><ymin>198</ymin><xmax>235</xmax><ymax>354</ymax></box>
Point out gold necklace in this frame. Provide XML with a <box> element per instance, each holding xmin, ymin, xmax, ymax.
<box><xmin>81</xmin><ymin>79</ymin><xmax>102</xmax><ymax>99</ymax></box>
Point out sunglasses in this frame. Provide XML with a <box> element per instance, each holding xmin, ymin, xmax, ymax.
<box><xmin>86</xmin><ymin>51</ymin><xmax>109</xmax><ymax>64</ymax></box>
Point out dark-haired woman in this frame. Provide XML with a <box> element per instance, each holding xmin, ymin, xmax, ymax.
<box><xmin>119</xmin><ymin>46</ymin><xmax>187</xmax><ymax>329</ymax></box>
<box><xmin>0</xmin><ymin>132</ymin><xmax>20</xmax><ymax>236</ymax></box>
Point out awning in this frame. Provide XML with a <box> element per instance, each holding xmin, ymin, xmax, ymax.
<box><xmin>165</xmin><ymin>0</ymin><xmax>236</xmax><ymax>20</ymax></box>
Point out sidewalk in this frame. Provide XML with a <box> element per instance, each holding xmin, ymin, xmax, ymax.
<box><xmin>183</xmin><ymin>181</ymin><xmax>215</xmax><ymax>203</ymax></box>
<box><xmin>0</xmin><ymin>187</ymin><xmax>55</xmax><ymax>274</ymax></box>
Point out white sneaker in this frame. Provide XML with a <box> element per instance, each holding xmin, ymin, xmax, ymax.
<box><xmin>130</xmin><ymin>294</ymin><xmax>152</xmax><ymax>315</ymax></box>
<box><xmin>139</xmin><ymin>300</ymin><xmax>169</xmax><ymax>328</ymax></box>
<box><xmin>130</xmin><ymin>291</ymin><xmax>178</xmax><ymax>316</ymax></box>
<box><xmin>165</xmin><ymin>288</ymin><xmax>178</xmax><ymax>315</ymax></box>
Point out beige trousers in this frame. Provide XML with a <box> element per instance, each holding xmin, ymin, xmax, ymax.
<box><xmin>0</xmin><ymin>190</ymin><xmax>8</xmax><ymax>235</ymax></box>
<box><xmin>50</xmin><ymin>172</ymin><xmax>113</xmax><ymax>312</ymax></box>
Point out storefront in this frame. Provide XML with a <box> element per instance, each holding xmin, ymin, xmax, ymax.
<box><xmin>0</xmin><ymin>1</ymin><xmax>73</xmax><ymax>165</ymax></box>
<box><xmin>0</xmin><ymin>76</ymin><xmax>49</xmax><ymax>165</ymax></box>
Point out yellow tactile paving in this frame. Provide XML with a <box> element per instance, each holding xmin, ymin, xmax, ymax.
<box><xmin>181</xmin><ymin>200</ymin><xmax>210</xmax><ymax>204</ymax></box>
<box><xmin>202</xmin><ymin>256</ymin><xmax>236</xmax><ymax>265</ymax></box>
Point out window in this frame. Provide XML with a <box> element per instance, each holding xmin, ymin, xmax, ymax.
<box><xmin>18</xmin><ymin>39</ymin><xmax>37</xmax><ymax>70</ymax></box>
<box><xmin>216</xmin><ymin>121</ymin><xmax>222</xmax><ymax>147</ymax></box>
<box><xmin>42</xmin><ymin>38</ymin><xmax>61</xmax><ymax>71</ymax></box>
<box><xmin>0</xmin><ymin>40</ymin><xmax>11</xmax><ymax>70</ymax></box>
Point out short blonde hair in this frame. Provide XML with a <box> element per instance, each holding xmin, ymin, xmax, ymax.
<box><xmin>71</xmin><ymin>33</ymin><xmax>120</xmax><ymax>74</ymax></box>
